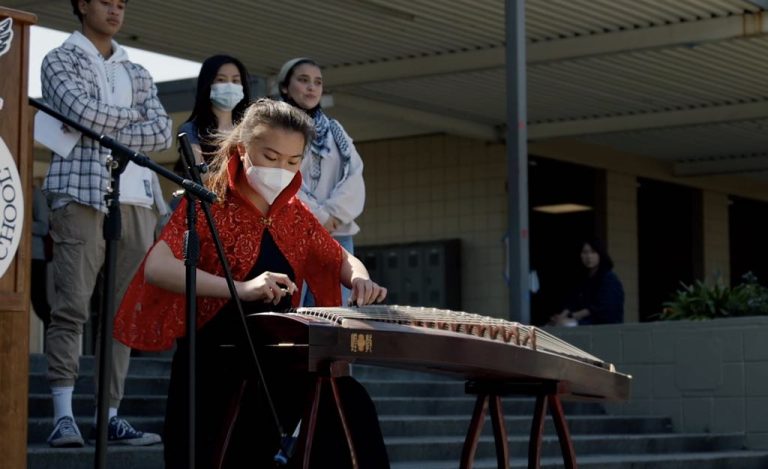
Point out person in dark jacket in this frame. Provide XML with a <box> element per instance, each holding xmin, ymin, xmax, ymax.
<box><xmin>550</xmin><ymin>237</ymin><xmax>624</xmax><ymax>326</ymax></box>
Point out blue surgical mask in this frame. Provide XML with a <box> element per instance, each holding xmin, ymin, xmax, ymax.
<box><xmin>210</xmin><ymin>83</ymin><xmax>244</xmax><ymax>111</ymax></box>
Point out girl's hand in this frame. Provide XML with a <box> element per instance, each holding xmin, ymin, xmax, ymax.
<box><xmin>548</xmin><ymin>310</ymin><xmax>569</xmax><ymax>326</ymax></box>
<box><xmin>237</xmin><ymin>272</ymin><xmax>297</xmax><ymax>305</ymax></box>
<box><xmin>349</xmin><ymin>277</ymin><xmax>387</xmax><ymax>306</ymax></box>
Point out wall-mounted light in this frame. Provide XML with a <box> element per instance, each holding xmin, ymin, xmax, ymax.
<box><xmin>532</xmin><ymin>203</ymin><xmax>593</xmax><ymax>214</ymax></box>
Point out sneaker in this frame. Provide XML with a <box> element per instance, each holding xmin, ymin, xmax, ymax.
<box><xmin>47</xmin><ymin>416</ymin><xmax>85</xmax><ymax>448</ymax></box>
<box><xmin>89</xmin><ymin>416</ymin><xmax>162</xmax><ymax>446</ymax></box>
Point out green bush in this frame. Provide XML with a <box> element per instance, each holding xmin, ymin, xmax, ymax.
<box><xmin>661</xmin><ymin>272</ymin><xmax>768</xmax><ymax>320</ymax></box>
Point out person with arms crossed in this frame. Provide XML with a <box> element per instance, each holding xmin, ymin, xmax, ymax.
<box><xmin>41</xmin><ymin>0</ymin><xmax>172</xmax><ymax>448</ymax></box>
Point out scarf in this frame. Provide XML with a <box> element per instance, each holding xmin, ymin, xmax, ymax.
<box><xmin>308</xmin><ymin>109</ymin><xmax>353</xmax><ymax>192</ymax></box>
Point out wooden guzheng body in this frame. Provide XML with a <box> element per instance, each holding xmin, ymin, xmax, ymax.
<box><xmin>246</xmin><ymin>306</ymin><xmax>632</xmax><ymax>469</ymax></box>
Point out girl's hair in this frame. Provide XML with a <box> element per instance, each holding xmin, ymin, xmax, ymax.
<box><xmin>206</xmin><ymin>99</ymin><xmax>315</xmax><ymax>199</ymax></box>
<box><xmin>582</xmin><ymin>236</ymin><xmax>614</xmax><ymax>274</ymax></box>
<box><xmin>180</xmin><ymin>55</ymin><xmax>251</xmax><ymax>159</ymax></box>
<box><xmin>276</xmin><ymin>57</ymin><xmax>321</xmax><ymax>101</ymax></box>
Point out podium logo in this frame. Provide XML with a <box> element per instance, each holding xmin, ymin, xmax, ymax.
<box><xmin>0</xmin><ymin>137</ymin><xmax>23</xmax><ymax>278</ymax></box>
<box><xmin>0</xmin><ymin>17</ymin><xmax>12</xmax><ymax>58</ymax></box>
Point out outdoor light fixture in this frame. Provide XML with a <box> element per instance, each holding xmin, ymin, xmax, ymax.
<box><xmin>532</xmin><ymin>203</ymin><xmax>593</xmax><ymax>214</ymax></box>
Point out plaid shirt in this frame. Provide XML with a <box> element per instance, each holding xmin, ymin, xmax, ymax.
<box><xmin>41</xmin><ymin>42</ymin><xmax>172</xmax><ymax>212</ymax></box>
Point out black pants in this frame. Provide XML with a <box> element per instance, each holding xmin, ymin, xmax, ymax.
<box><xmin>163</xmin><ymin>314</ymin><xmax>390</xmax><ymax>469</ymax></box>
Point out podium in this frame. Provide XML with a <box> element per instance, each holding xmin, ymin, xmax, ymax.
<box><xmin>0</xmin><ymin>7</ymin><xmax>37</xmax><ymax>469</ymax></box>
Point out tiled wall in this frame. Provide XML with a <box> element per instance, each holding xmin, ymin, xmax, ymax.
<box><xmin>354</xmin><ymin>134</ymin><xmax>510</xmax><ymax>318</ymax></box>
<box><xmin>553</xmin><ymin>317</ymin><xmax>768</xmax><ymax>449</ymax></box>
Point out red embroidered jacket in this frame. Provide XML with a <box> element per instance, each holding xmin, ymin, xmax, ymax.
<box><xmin>114</xmin><ymin>156</ymin><xmax>343</xmax><ymax>351</ymax></box>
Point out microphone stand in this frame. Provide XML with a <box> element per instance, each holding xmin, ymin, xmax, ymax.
<box><xmin>176</xmin><ymin>133</ymin><xmax>202</xmax><ymax>469</ymax></box>
<box><xmin>28</xmin><ymin>98</ymin><xmax>216</xmax><ymax>469</ymax></box>
<box><xmin>175</xmin><ymin>137</ymin><xmax>294</xmax><ymax>466</ymax></box>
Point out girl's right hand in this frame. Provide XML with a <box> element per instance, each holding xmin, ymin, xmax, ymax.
<box><xmin>237</xmin><ymin>271</ymin><xmax>297</xmax><ymax>305</ymax></box>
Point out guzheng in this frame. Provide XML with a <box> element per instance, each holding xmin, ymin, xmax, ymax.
<box><xmin>246</xmin><ymin>305</ymin><xmax>630</xmax><ymax>401</ymax></box>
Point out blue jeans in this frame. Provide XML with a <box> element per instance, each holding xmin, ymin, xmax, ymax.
<box><xmin>302</xmin><ymin>235</ymin><xmax>354</xmax><ymax>307</ymax></box>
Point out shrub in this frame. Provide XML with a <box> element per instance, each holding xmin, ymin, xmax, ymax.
<box><xmin>660</xmin><ymin>272</ymin><xmax>768</xmax><ymax>320</ymax></box>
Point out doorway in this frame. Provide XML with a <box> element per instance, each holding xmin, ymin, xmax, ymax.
<box><xmin>637</xmin><ymin>178</ymin><xmax>702</xmax><ymax>321</ymax></box>
<box><xmin>528</xmin><ymin>157</ymin><xmax>602</xmax><ymax>326</ymax></box>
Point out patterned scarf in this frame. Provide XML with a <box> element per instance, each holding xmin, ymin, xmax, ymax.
<box><xmin>308</xmin><ymin>109</ymin><xmax>353</xmax><ymax>192</ymax></box>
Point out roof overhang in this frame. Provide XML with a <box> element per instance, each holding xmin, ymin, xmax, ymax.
<box><xmin>13</xmin><ymin>0</ymin><xmax>768</xmax><ymax>179</ymax></box>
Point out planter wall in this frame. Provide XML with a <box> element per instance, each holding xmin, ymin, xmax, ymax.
<box><xmin>551</xmin><ymin>317</ymin><xmax>768</xmax><ymax>449</ymax></box>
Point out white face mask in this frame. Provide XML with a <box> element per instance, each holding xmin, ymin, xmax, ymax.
<box><xmin>245</xmin><ymin>165</ymin><xmax>296</xmax><ymax>205</ymax></box>
<box><xmin>210</xmin><ymin>83</ymin><xmax>244</xmax><ymax>111</ymax></box>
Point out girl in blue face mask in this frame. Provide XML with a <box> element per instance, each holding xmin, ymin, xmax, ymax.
<box><xmin>174</xmin><ymin>55</ymin><xmax>251</xmax><ymax>175</ymax></box>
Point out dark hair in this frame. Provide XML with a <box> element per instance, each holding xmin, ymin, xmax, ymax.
<box><xmin>179</xmin><ymin>55</ymin><xmax>251</xmax><ymax>159</ymax></box>
<box><xmin>71</xmin><ymin>0</ymin><xmax>86</xmax><ymax>22</ymax></box>
<box><xmin>581</xmin><ymin>236</ymin><xmax>614</xmax><ymax>274</ymax></box>
<box><xmin>71</xmin><ymin>0</ymin><xmax>128</xmax><ymax>23</ymax></box>
<box><xmin>205</xmin><ymin>99</ymin><xmax>315</xmax><ymax>200</ymax></box>
<box><xmin>277</xmin><ymin>58</ymin><xmax>321</xmax><ymax>102</ymax></box>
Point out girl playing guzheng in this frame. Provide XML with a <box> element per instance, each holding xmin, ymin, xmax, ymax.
<box><xmin>113</xmin><ymin>99</ymin><xmax>389</xmax><ymax>468</ymax></box>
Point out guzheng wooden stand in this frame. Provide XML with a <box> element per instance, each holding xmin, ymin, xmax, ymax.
<box><xmin>460</xmin><ymin>380</ymin><xmax>577</xmax><ymax>469</ymax></box>
<box><xmin>245</xmin><ymin>308</ymin><xmax>630</xmax><ymax>469</ymax></box>
<box><xmin>294</xmin><ymin>362</ymin><xmax>359</xmax><ymax>469</ymax></box>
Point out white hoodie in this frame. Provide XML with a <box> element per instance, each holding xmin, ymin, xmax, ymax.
<box><xmin>64</xmin><ymin>31</ymin><xmax>155</xmax><ymax>209</ymax></box>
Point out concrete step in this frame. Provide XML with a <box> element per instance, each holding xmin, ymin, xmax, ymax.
<box><xmin>372</xmin><ymin>396</ymin><xmax>605</xmax><ymax>416</ymax></box>
<box><xmin>28</xmin><ymin>374</ymin><xmax>170</xmax><ymax>396</ymax></box>
<box><xmin>363</xmin><ymin>380</ymin><xmax>475</xmax><ymax>398</ymax></box>
<box><xmin>27</xmin><ymin>355</ymin><xmax>765</xmax><ymax>469</ymax></box>
<box><xmin>384</xmin><ymin>433</ymin><xmax>747</xmax><ymax>461</ymax></box>
<box><xmin>28</xmin><ymin>446</ymin><xmax>768</xmax><ymax>469</ymax></box>
<box><xmin>29</xmin><ymin>353</ymin><xmax>172</xmax><ymax>377</ymax></box>
<box><xmin>28</xmin><ymin>394</ymin><xmax>168</xmax><ymax>418</ymax></box>
<box><xmin>28</xmin><ymin>444</ymin><xmax>163</xmax><ymax>469</ymax></box>
<box><xmin>377</xmin><ymin>414</ymin><xmax>673</xmax><ymax>437</ymax></box>
<box><xmin>353</xmin><ymin>364</ymin><xmax>455</xmax><ymax>381</ymax></box>
<box><xmin>28</xmin><ymin>416</ymin><xmax>165</xmax><ymax>444</ymax></box>
<box><xmin>390</xmin><ymin>451</ymin><xmax>768</xmax><ymax>469</ymax></box>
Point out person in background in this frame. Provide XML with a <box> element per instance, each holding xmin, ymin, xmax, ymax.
<box><xmin>549</xmin><ymin>237</ymin><xmax>624</xmax><ymax>326</ymax></box>
<box><xmin>150</xmin><ymin>171</ymin><xmax>170</xmax><ymax>236</ymax></box>
<box><xmin>114</xmin><ymin>99</ymin><xmax>389</xmax><ymax>468</ymax></box>
<box><xmin>174</xmin><ymin>54</ymin><xmax>251</xmax><ymax>175</ymax></box>
<box><xmin>31</xmin><ymin>183</ymin><xmax>51</xmax><ymax>329</ymax></box>
<box><xmin>41</xmin><ymin>0</ymin><xmax>171</xmax><ymax>448</ymax></box>
<box><xmin>275</xmin><ymin>57</ymin><xmax>365</xmax><ymax>306</ymax></box>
